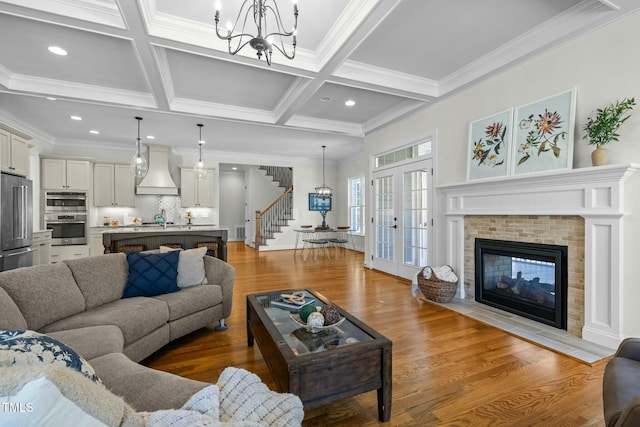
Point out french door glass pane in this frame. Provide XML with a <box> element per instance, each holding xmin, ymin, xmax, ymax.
<box><xmin>375</xmin><ymin>175</ymin><xmax>394</xmax><ymax>261</ymax></box>
<box><xmin>402</xmin><ymin>170</ymin><xmax>428</xmax><ymax>267</ymax></box>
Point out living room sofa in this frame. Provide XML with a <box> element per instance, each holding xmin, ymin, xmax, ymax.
<box><xmin>603</xmin><ymin>338</ymin><xmax>640</xmax><ymax>426</ymax></box>
<box><xmin>0</xmin><ymin>252</ymin><xmax>305</xmax><ymax>426</ymax></box>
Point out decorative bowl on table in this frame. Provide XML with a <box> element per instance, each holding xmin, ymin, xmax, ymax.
<box><xmin>290</xmin><ymin>313</ymin><xmax>345</xmax><ymax>333</ymax></box>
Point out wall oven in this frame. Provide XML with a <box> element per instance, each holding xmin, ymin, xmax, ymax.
<box><xmin>44</xmin><ymin>213</ymin><xmax>87</xmax><ymax>245</ymax></box>
<box><xmin>44</xmin><ymin>192</ymin><xmax>87</xmax><ymax>212</ymax></box>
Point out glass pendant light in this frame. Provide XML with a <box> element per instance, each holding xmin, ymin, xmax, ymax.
<box><xmin>314</xmin><ymin>145</ymin><xmax>332</xmax><ymax>199</ymax></box>
<box><xmin>131</xmin><ymin>117</ymin><xmax>148</xmax><ymax>178</ymax></box>
<box><xmin>194</xmin><ymin>123</ymin><xmax>208</xmax><ymax>180</ymax></box>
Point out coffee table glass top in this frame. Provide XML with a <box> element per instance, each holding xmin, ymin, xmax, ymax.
<box><xmin>254</xmin><ymin>290</ymin><xmax>374</xmax><ymax>356</ymax></box>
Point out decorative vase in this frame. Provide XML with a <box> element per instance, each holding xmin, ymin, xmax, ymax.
<box><xmin>591</xmin><ymin>146</ymin><xmax>610</xmax><ymax>166</ymax></box>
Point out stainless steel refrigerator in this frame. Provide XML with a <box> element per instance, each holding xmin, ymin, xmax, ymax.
<box><xmin>1</xmin><ymin>173</ymin><xmax>33</xmax><ymax>271</ymax></box>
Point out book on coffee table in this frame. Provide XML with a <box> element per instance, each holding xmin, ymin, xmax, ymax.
<box><xmin>270</xmin><ymin>297</ymin><xmax>315</xmax><ymax>311</ymax></box>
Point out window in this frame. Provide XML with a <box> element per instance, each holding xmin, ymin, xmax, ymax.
<box><xmin>348</xmin><ymin>176</ymin><xmax>364</xmax><ymax>234</ymax></box>
<box><xmin>375</xmin><ymin>140</ymin><xmax>431</xmax><ymax>168</ymax></box>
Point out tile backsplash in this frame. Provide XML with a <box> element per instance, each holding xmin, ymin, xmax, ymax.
<box><xmin>94</xmin><ymin>195</ymin><xmax>218</xmax><ymax>226</ymax></box>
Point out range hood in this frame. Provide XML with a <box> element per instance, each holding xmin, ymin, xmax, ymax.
<box><xmin>136</xmin><ymin>144</ymin><xmax>179</xmax><ymax>195</ymax></box>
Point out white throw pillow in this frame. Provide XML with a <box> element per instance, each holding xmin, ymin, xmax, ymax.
<box><xmin>160</xmin><ymin>246</ymin><xmax>208</xmax><ymax>287</ymax></box>
<box><xmin>0</xmin><ymin>377</ymin><xmax>108</xmax><ymax>427</ymax></box>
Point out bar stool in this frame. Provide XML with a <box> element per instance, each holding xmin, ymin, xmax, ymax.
<box><xmin>118</xmin><ymin>244</ymin><xmax>146</xmax><ymax>253</ymax></box>
<box><xmin>161</xmin><ymin>243</ymin><xmax>182</xmax><ymax>249</ymax></box>
<box><xmin>197</xmin><ymin>242</ymin><xmax>219</xmax><ymax>257</ymax></box>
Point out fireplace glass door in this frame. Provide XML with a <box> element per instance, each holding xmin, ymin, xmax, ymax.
<box><xmin>475</xmin><ymin>238</ymin><xmax>567</xmax><ymax>329</ymax></box>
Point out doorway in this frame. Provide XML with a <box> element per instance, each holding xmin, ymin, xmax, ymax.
<box><xmin>372</xmin><ymin>158</ymin><xmax>433</xmax><ymax>280</ymax></box>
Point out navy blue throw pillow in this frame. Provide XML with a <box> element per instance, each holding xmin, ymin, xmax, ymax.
<box><xmin>122</xmin><ymin>251</ymin><xmax>179</xmax><ymax>298</ymax></box>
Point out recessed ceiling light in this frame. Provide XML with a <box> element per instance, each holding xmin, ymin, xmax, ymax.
<box><xmin>345</xmin><ymin>99</ymin><xmax>356</xmax><ymax>107</ymax></box>
<box><xmin>320</xmin><ymin>96</ymin><xmax>332</xmax><ymax>102</ymax></box>
<box><xmin>146</xmin><ymin>135</ymin><xmax>155</xmax><ymax>140</ymax></box>
<box><xmin>46</xmin><ymin>97</ymin><xmax>57</xmax><ymax>101</ymax></box>
<box><xmin>48</xmin><ymin>46</ymin><xmax>68</xmax><ymax>56</ymax></box>
<box><xmin>70</xmin><ymin>115</ymin><xmax>82</xmax><ymax>121</ymax></box>
<box><xmin>89</xmin><ymin>130</ymin><xmax>99</xmax><ymax>134</ymax></box>
<box><xmin>232</xmin><ymin>167</ymin><xmax>238</xmax><ymax>170</ymax></box>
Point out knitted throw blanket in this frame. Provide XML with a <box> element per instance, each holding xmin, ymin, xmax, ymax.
<box><xmin>145</xmin><ymin>367</ymin><xmax>304</xmax><ymax>427</ymax></box>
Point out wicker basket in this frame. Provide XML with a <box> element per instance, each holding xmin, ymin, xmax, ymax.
<box><xmin>417</xmin><ymin>266</ymin><xmax>458</xmax><ymax>303</ymax></box>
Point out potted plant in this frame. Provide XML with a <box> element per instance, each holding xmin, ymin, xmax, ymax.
<box><xmin>583</xmin><ymin>97</ymin><xmax>636</xmax><ymax>166</ymax></box>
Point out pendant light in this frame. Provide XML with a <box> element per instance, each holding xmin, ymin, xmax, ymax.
<box><xmin>131</xmin><ymin>117</ymin><xmax>148</xmax><ymax>178</ymax></box>
<box><xmin>314</xmin><ymin>145</ymin><xmax>332</xmax><ymax>199</ymax></box>
<box><xmin>194</xmin><ymin>124</ymin><xmax>208</xmax><ymax>180</ymax></box>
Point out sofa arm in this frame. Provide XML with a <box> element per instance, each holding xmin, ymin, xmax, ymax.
<box><xmin>615</xmin><ymin>338</ymin><xmax>640</xmax><ymax>362</ymax></box>
<box><xmin>614</xmin><ymin>396</ymin><xmax>640</xmax><ymax>427</ymax></box>
<box><xmin>203</xmin><ymin>256</ymin><xmax>235</xmax><ymax>320</ymax></box>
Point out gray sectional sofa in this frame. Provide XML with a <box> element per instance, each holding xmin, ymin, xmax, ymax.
<box><xmin>0</xmin><ymin>252</ymin><xmax>235</xmax><ymax>411</ymax></box>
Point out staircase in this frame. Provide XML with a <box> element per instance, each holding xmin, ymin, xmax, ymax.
<box><xmin>255</xmin><ymin>166</ymin><xmax>294</xmax><ymax>249</ymax></box>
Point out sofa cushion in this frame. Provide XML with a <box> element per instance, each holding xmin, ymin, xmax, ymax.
<box><xmin>160</xmin><ymin>246</ymin><xmax>208</xmax><ymax>287</ymax></box>
<box><xmin>123</xmin><ymin>251</ymin><xmax>179</xmax><ymax>298</ymax></box>
<box><xmin>152</xmin><ymin>284</ymin><xmax>223</xmax><ymax>321</ymax></box>
<box><xmin>0</xmin><ymin>330</ymin><xmax>100</xmax><ymax>384</ymax></box>
<box><xmin>0</xmin><ymin>263</ymin><xmax>85</xmax><ymax>330</ymax></box>
<box><xmin>64</xmin><ymin>253</ymin><xmax>129</xmax><ymax>309</ymax></box>
<box><xmin>47</xmin><ymin>325</ymin><xmax>124</xmax><ymax>361</ymax></box>
<box><xmin>89</xmin><ymin>352</ymin><xmax>209</xmax><ymax>412</ymax></box>
<box><xmin>41</xmin><ymin>297</ymin><xmax>169</xmax><ymax>347</ymax></box>
<box><xmin>0</xmin><ymin>287</ymin><xmax>28</xmax><ymax>330</ymax></box>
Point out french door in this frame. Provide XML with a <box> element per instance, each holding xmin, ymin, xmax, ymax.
<box><xmin>372</xmin><ymin>159</ymin><xmax>433</xmax><ymax>280</ymax></box>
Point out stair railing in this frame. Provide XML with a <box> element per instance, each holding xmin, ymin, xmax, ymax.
<box><xmin>255</xmin><ymin>186</ymin><xmax>293</xmax><ymax>251</ymax></box>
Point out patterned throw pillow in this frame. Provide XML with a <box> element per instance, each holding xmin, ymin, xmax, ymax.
<box><xmin>0</xmin><ymin>330</ymin><xmax>101</xmax><ymax>384</ymax></box>
<box><xmin>122</xmin><ymin>251</ymin><xmax>180</xmax><ymax>298</ymax></box>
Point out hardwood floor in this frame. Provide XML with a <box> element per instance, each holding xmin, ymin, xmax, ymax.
<box><xmin>144</xmin><ymin>242</ymin><xmax>608</xmax><ymax>426</ymax></box>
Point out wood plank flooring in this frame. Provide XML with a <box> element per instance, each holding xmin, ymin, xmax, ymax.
<box><xmin>143</xmin><ymin>242</ymin><xmax>608</xmax><ymax>426</ymax></box>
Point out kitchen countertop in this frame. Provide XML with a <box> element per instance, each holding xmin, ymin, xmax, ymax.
<box><xmin>91</xmin><ymin>224</ymin><xmax>226</xmax><ymax>234</ymax></box>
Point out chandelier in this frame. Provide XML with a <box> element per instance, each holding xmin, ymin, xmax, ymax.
<box><xmin>214</xmin><ymin>0</ymin><xmax>298</xmax><ymax>66</ymax></box>
<box><xmin>315</xmin><ymin>145</ymin><xmax>332</xmax><ymax>199</ymax></box>
<box><xmin>130</xmin><ymin>117</ymin><xmax>148</xmax><ymax>178</ymax></box>
<box><xmin>194</xmin><ymin>124</ymin><xmax>208</xmax><ymax>180</ymax></box>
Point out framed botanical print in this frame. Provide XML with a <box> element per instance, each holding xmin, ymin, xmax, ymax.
<box><xmin>467</xmin><ymin>109</ymin><xmax>513</xmax><ymax>181</ymax></box>
<box><xmin>511</xmin><ymin>88</ymin><xmax>576</xmax><ymax>175</ymax></box>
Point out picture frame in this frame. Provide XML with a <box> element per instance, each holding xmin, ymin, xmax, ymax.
<box><xmin>466</xmin><ymin>109</ymin><xmax>513</xmax><ymax>181</ymax></box>
<box><xmin>511</xmin><ymin>88</ymin><xmax>576</xmax><ymax>175</ymax></box>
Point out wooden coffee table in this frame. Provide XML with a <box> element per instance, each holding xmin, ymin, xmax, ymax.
<box><xmin>246</xmin><ymin>289</ymin><xmax>392</xmax><ymax>422</ymax></box>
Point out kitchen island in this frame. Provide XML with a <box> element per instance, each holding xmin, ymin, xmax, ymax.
<box><xmin>100</xmin><ymin>226</ymin><xmax>228</xmax><ymax>261</ymax></box>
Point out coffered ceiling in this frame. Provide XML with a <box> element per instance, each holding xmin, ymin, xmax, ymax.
<box><xmin>0</xmin><ymin>0</ymin><xmax>637</xmax><ymax>162</ymax></box>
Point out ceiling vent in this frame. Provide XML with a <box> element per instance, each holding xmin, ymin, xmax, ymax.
<box><xmin>136</xmin><ymin>144</ymin><xmax>179</xmax><ymax>195</ymax></box>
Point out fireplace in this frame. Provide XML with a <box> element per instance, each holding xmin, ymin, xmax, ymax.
<box><xmin>474</xmin><ymin>238</ymin><xmax>568</xmax><ymax>330</ymax></box>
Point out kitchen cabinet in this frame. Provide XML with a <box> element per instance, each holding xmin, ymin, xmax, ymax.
<box><xmin>180</xmin><ymin>168</ymin><xmax>214</xmax><ymax>208</ymax></box>
<box><xmin>50</xmin><ymin>245</ymin><xmax>89</xmax><ymax>264</ymax></box>
<box><xmin>32</xmin><ymin>230</ymin><xmax>52</xmax><ymax>266</ymax></box>
<box><xmin>89</xmin><ymin>228</ymin><xmax>106</xmax><ymax>256</ymax></box>
<box><xmin>94</xmin><ymin>163</ymin><xmax>135</xmax><ymax>207</ymax></box>
<box><xmin>0</xmin><ymin>128</ymin><xmax>30</xmax><ymax>177</ymax></box>
<box><xmin>41</xmin><ymin>159</ymin><xmax>91</xmax><ymax>190</ymax></box>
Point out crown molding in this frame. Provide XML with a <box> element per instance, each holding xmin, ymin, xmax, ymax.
<box><xmin>1</xmin><ymin>0</ymin><xmax>125</xmax><ymax>28</ymax></box>
<box><xmin>363</xmin><ymin>99</ymin><xmax>427</xmax><ymax>134</ymax></box>
<box><xmin>286</xmin><ymin>115</ymin><xmax>363</xmax><ymax>136</ymax></box>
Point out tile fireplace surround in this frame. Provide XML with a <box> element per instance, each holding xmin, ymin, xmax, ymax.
<box><xmin>439</xmin><ymin>164</ymin><xmax>639</xmax><ymax>350</ymax></box>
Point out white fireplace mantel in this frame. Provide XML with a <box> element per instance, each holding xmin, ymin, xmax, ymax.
<box><xmin>438</xmin><ymin>163</ymin><xmax>639</xmax><ymax>349</ymax></box>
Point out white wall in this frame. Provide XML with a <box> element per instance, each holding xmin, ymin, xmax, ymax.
<box><xmin>218</xmin><ymin>170</ymin><xmax>245</xmax><ymax>240</ymax></box>
<box><xmin>364</xmin><ymin>10</ymin><xmax>640</xmax><ymax>337</ymax></box>
<box><xmin>336</xmin><ymin>154</ymin><xmax>367</xmax><ymax>252</ymax></box>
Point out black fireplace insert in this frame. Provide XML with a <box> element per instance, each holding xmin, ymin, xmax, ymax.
<box><xmin>474</xmin><ymin>238</ymin><xmax>567</xmax><ymax>329</ymax></box>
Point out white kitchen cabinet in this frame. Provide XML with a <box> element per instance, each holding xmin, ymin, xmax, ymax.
<box><xmin>41</xmin><ymin>159</ymin><xmax>91</xmax><ymax>190</ymax></box>
<box><xmin>0</xmin><ymin>128</ymin><xmax>30</xmax><ymax>177</ymax></box>
<box><xmin>180</xmin><ymin>168</ymin><xmax>214</xmax><ymax>208</ymax></box>
<box><xmin>50</xmin><ymin>245</ymin><xmax>90</xmax><ymax>264</ymax></box>
<box><xmin>89</xmin><ymin>228</ymin><xmax>106</xmax><ymax>256</ymax></box>
<box><xmin>94</xmin><ymin>163</ymin><xmax>135</xmax><ymax>207</ymax></box>
<box><xmin>32</xmin><ymin>230</ymin><xmax>52</xmax><ymax>266</ymax></box>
